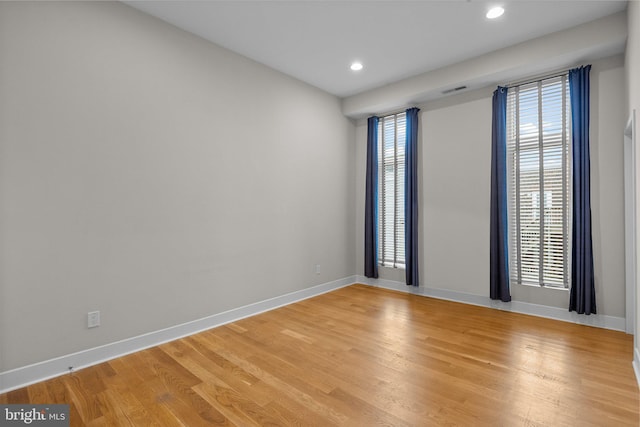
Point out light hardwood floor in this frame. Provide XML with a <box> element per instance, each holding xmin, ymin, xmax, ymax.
<box><xmin>1</xmin><ymin>284</ymin><xmax>638</xmax><ymax>426</ymax></box>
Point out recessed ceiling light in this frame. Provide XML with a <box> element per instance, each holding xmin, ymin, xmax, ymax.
<box><xmin>486</xmin><ymin>6</ymin><xmax>504</xmax><ymax>19</ymax></box>
<box><xmin>350</xmin><ymin>62</ymin><xmax>363</xmax><ymax>71</ymax></box>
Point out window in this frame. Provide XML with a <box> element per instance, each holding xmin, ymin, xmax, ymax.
<box><xmin>378</xmin><ymin>112</ymin><xmax>406</xmax><ymax>268</ymax></box>
<box><xmin>506</xmin><ymin>75</ymin><xmax>571</xmax><ymax>289</ymax></box>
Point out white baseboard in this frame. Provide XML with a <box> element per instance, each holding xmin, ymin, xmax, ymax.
<box><xmin>356</xmin><ymin>276</ymin><xmax>627</xmax><ymax>332</ymax></box>
<box><xmin>0</xmin><ymin>276</ymin><xmax>356</xmax><ymax>394</ymax></box>
<box><xmin>634</xmin><ymin>348</ymin><xmax>640</xmax><ymax>390</ymax></box>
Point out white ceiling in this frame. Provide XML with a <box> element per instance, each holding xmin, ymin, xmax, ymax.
<box><xmin>125</xmin><ymin>1</ymin><xmax>628</xmax><ymax>99</ymax></box>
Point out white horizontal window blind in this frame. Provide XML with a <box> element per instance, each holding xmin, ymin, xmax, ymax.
<box><xmin>378</xmin><ymin>112</ymin><xmax>406</xmax><ymax>268</ymax></box>
<box><xmin>506</xmin><ymin>75</ymin><xmax>571</xmax><ymax>289</ymax></box>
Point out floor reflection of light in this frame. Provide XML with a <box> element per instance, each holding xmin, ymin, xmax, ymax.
<box><xmin>381</xmin><ymin>297</ymin><xmax>411</xmax><ymax>338</ymax></box>
<box><xmin>370</xmin><ymin>297</ymin><xmax>415</xmax><ymax>383</ymax></box>
<box><xmin>506</xmin><ymin>328</ymin><xmax>573</xmax><ymax>424</ymax></box>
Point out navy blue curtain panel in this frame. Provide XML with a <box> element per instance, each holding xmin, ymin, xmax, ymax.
<box><xmin>365</xmin><ymin>116</ymin><xmax>379</xmax><ymax>278</ymax></box>
<box><xmin>490</xmin><ymin>87</ymin><xmax>511</xmax><ymax>302</ymax></box>
<box><xmin>405</xmin><ymin>108</ymin><xmax>420</xmax><ymax>287</ymax></box>
<box><xmin>569</xmin><ymin>65</ymin><xmax>596</xmax><ymax>315</ymax></box>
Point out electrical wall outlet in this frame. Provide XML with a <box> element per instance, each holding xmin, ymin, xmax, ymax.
<box><xmin>315</xmin><ymin>264</ymin><xmax>321</xmax><ymax>275</ymax></box>
<box><xmin>88</xmin><ymin>311</ymin><xmax>100</xmax><ymax>328</ymax></box>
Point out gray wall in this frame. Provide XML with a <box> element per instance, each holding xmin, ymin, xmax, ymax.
<box><xmin>355</xmin><ymin>55</ymin><xmax>626</xmax><ymax>317</ymax></box>
<box><xmin>626</xmin><ymin>0</ymin><xmax>640</xmax><ymax>363</ymax></box>
<box><xmin>0</xmin><ymin>2</ymin><xmax>355</xmax><ymax>371</ymax></box>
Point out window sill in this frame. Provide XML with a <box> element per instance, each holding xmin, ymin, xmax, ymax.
<box><xmin>379</xmin><ymin>264</ymin><xmax>405</xmax><ymax>270</ymax></box>
<box><xmin>518</xmin><ymin>282</ymin><xmax>569</xmax><ymax>292</ymax></box>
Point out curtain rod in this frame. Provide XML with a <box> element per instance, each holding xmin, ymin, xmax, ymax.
<box><xmin>503</xmin><ymin>68</ymin><xmax>572</xmax><ymax>89</ymax></box>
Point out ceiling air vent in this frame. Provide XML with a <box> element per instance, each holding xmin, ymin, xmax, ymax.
<box><xmin>442</xmin><ymin>85</ymin><xmax>468</xmax><ymax>95</ymax></box>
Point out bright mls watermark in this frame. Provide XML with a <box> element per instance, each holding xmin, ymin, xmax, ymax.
<box><xmin>1</xmin><ymin>405</ymin><xmax>69</xmax><ymax>426</ymax></box>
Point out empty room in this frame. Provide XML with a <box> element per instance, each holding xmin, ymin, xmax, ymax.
<box><xmin>1</xmin><ymin>0</ymin><xmax>640</xmax><ymax>425</ymax></box>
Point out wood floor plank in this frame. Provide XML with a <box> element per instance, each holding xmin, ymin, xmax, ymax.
<box><xmin>26</xmin><ymin>381</ymin><xmax>53</xmax><ymax>404</ymax></box>
<box><xmin>1</xmin><ymin>284</ymin><xmax>638</xmax><ymax>426</ymax></box>
<box><xmin>162</xmin><ymin>338</ymin><xmax>273</xmax><ymax>411</ymax></box>
<box><xmin>5</xmin><ymin>387</ymin><xmax>29</xmax><ymax>404</ymax></box>
<box><xmin>61</xmin><ymin>373</ymin><xmax>104</xmax><ymax>425</ymax></box>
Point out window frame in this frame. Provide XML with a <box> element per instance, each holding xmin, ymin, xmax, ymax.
<box><xmin>378</xmin><ymin>112</ymin><xmax>406</xmax><ymax>269</ymax></box>
<box><xmin>506</xmin><ymin>75</ymin><xmax>572</xmax><ymax>290</ymax></box>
